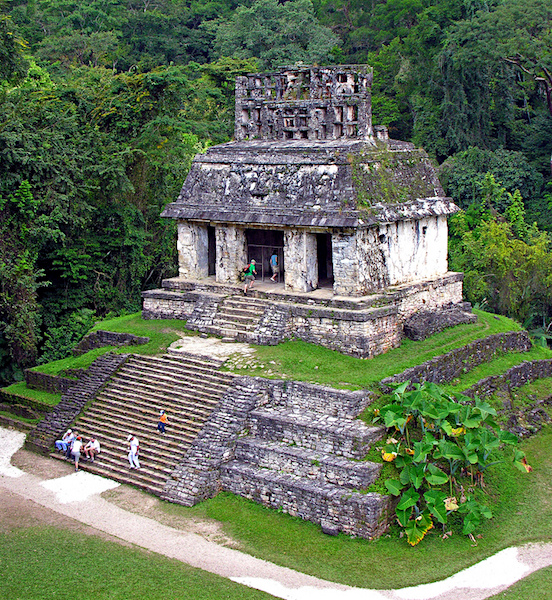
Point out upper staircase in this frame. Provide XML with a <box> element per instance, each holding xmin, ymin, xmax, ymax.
<box><xmin>57</xmin><ymin>353</ymin><xmax>235</xmax><ymax>495</ymax></box>
<box><xmin>205</xmin><ymin>295</ymin><xmax>268</xmax><ymax>341</ymax></box>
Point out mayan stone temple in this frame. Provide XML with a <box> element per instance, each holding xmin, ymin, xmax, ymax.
<box><xmin>142</xmin><ymin>64</ymin><xmax>465</xmax><ymax>357</ymax></box>
<box><xmin>30</xmin><ymin>66</ymin><xmax>476</xmax><ymax>541</ymax></box>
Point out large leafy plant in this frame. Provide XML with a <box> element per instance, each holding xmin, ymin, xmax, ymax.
<box><xmin>374</xmin><ymin>382</ymin><xmax>532</xmax><ymax>545</ymax></box>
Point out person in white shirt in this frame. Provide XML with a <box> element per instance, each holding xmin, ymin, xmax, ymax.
<box><xmin>55</xmin><ymin>429</ymin><xmax>73</xmax><ymax>453</ymax></box>
<box><xmin>127</xmin><ymin>435</ymin><xmax>140</xmax><ymax>469</ymax></box>
<box><xmin>71</xmin><ymin>436</ymin><xmax>83</xmax><ymax>471</ymax></box>
<box><xmin>83</xmin><ymin>437</ymin><xmax>101</xmax><ymax>462</ymax></box>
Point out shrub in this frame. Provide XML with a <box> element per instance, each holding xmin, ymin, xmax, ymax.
<box><xmin>374</xmin><ymin>381</ymin><xmax>532</xmax><ymax>545</ymax></box>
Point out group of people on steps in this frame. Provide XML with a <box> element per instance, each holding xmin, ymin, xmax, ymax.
<box><xmin>55</xmin><ymin>409</ymin><xmax>169</xmax><ymax>472</ymax></box>
<box><xmin>55</xmin><ymin>429</ymin><xmax>101</xmax><ymax>471</ymax></box>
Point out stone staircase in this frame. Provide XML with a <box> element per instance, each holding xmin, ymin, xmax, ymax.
<box><xmin>55</xmin><ymin>353</ymin><xmax>235</xmax><ymax>495</ymax></box>
<box><xmin>206</xmin><ymin>295</ymin><xmax>269</xmax><ymax>341</ymax></box>
<box><xmin>220</xmin><ymin>403</ymin><xmax>392</xmax><ymax>538</ymax></box>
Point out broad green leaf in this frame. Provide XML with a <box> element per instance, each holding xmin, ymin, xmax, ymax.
<box><xmin>384</xmin><ymin>478</ymin><xmax>403</xmax><ymax>496</ymax></box>
<box><xmin>396</xmin><ymin>507</ymin><xmax>411</xmax><ymax>527</ymax></box>
<box><xmin>499</xmin><ymin>430</ymin><xmax>519</xmax><ymax>445</ymax></box>
<box><xmin>424</xmin><ymin>489</ymin><xmax>448</xmax><ymax>524</ymax></box>
<box><xmin>405</xmin><ymin>511</ymin><xmax>434</xmax><ymax>546</ymax></box>
<box><xmin>474</xmin><ymin>398</ymin><xmax>497</xmax><ymax>421</ymax></box>
<box><xmin>425</xmin><ymin>463</ymin><xmax>449</xmax><ymax>486</ymax></box>
<box><xmin>397</xmin><ymin>488</ymin><xmax>420</xmax><ymax>511</ymax></box>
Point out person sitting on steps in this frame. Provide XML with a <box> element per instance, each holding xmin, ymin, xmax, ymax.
<box><xmin>55</xmin><ymin>429</ymin><xmax>73</xmax><ymax>453</ymax></box>
<box><xmin>83</xmin><ymin>437</ymin><xmax>101</xmax><ymax>462</ymax></box>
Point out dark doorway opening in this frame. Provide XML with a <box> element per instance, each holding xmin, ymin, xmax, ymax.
<box><xmin>317</xmin><ymin>232</ymin><xmax>333</xmax><ymax>287</ymax></box>
<box><xmin>208</xmin><ymin>226</ymin><xmax>216</xmax><ymax>276</ymax></box>
<box><xmin>246</xmin><ymin>229</ymin><xmax>284</xmax><ymax>281</ymax></box>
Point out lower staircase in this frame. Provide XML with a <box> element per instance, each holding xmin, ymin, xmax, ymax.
<box><xmin>54</xmin><ymin>353</ymin><xmax>235</xmax><ymax>495</ymax></box>
<box><xmin>220</xmin><ymin>404</ymin><xmax>391</xmax><ymax>538</ymax></box>
<box><xmin>206</xmin><ymin>295</ymin><xmax>268</xmax><ymax>341</ymax></box>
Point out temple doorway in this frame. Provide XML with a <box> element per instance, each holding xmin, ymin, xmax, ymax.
<box><xmin>317</xmin><ymin>233</ymin><xmax>334</xmax><ymax>287</ymax></box>
<box><xmin>246</xmin><ymin>229</ymin><xmax>284</xmax><ymax>281</ymax></box>
<box><xmin>208</xmin><ymin>226</ymin><xmax>216</xmax><ymax>276</ymax></box>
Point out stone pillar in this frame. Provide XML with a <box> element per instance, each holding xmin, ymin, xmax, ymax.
<box><xmin>356</xmin><ymin>228</ymin><xmax>390</xmax><ymax>294</ymax></box>
<box><xmin>284</xmin><ymin>230</ymin><xmax>318</xmax><ymax>292</ymax></box>
<box><xmin>177</xmin><ymin>222</ymin><xmax>209</xmax><ymax>280</ymax></box>
<box><xmin>215</xmin><ymin>224</ymin><xmax>247</xmax><ymax>284</ymax></box>
<box><xmin>332</xmin><ymin>231</ymin><xmax>359</xmax><ymax>296</ymax></box>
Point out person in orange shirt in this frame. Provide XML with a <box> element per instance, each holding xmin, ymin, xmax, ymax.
<box><xmin>157</xmin><ymin>410</ymin><xmax>169</xmax><ymax>434</ymax></box>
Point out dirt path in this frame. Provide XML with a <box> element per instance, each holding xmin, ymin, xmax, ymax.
<box><xmin>2</xmin><ymin>427</ymin><xmax>552</xmax><ymax>600</ymax></box>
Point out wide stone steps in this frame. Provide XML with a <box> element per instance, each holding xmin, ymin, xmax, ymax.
<box><xmin>108</xmin><ymin>372</ymin><xmax>228</xmax><ymax>402</ymax></box>
<box><xmin>233</xmin><ymin>437</ymin><xmax>381</xmax><ymax>488</ymax></box>
<box><xmin>77</xmin><ymin>407</ymin><xmax>202</xmax><ymax>443</ymax></box>
<box><xmin>61</xmin><ymin>352</ymin><xmax>233</xmax><ymax>496</ymax></box>
<box><xmin>130</xmin><ymin>353</ymin><xmax>232</xmax><ymax>380</ymax></box>
<box><xmin>208</xmin><ymin>295</ymin><xmax>270</xmax><ymax>339</ymax></box>
<box><xmin>115</xmin><ymin>362</ymin><xmax>233</xmax><ymax>391</ymax></box>
<box><xmin>94</xmin><ymin>390</ymin><xmax>217</xmax><ymax>425</ymax></box>
<box><xmin>248</xmin><ymin>408</ymin><xmax>383</xmax><ymax>459</ymax></box>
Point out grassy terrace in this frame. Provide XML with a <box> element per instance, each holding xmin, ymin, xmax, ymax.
<box><xmin>3</xmin><ymin>309</ymin><xmax>546</xmax><ymax>419</ymax></box>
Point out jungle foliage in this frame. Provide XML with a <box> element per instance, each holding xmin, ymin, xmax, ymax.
<box><xmin>0</xmin><ymin>0</ymin><xmax>551</xmax><ymax>383</ymax></box>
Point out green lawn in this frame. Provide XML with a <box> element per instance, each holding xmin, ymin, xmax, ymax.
<box><xmin>0</xmin><ymin>527</ymin><xmax>276</xmax><ymax>600</ymax></box>
<box><xmin>2</xmin><ymin>382</ymin><xmax>61</xmax><ymax>407</ymax></box>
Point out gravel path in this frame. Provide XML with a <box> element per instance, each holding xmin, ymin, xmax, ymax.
<box><xmin>1</xmin><ymin>426</ymin><xmax>551</xmax><ymax>600</ymax></box>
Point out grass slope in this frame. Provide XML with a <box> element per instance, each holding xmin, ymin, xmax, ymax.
<box><xmin>0</xmin><ymin>527</ymin><xmax>276</xmax><ymax>600</ymax></box>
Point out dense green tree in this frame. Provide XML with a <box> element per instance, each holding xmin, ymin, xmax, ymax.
<box><xmin>439</xmin><ymin>147</ymin><xmax>543</xmax><ymax>213</ymax></box>
<box><xmin>0</xmin><ymin>3</ymin><xmax>28</xmax><ymax>85</ymax></box>
<box><xmin>0</xmin><ymin>181</ymin><xmax>44</xmax><ymax>381</ymax></box>
<box><xmin>214</xmin><ymin>0</ymin><xmax>340</xmax><ymax>70</ymax></box>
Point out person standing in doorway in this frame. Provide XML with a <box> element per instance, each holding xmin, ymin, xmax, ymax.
<box><xmin>243</xmin><ymin>259</ymin><xmax>256</xmax><ymax>295</ymax></box>
<box><xmin>270</xmin><ymin>251</ymin><xmax>279</xmax><ymax>282</ymax></box>
<box><xmin>127</xmin><ymin>434</ymin><xmax>140</xmax><ymax>469</ymax></box>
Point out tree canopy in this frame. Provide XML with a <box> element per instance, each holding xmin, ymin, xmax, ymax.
<box><xmin>1</xmin><ymin>0</ymin><xmax>552</xmax><ymax>382</ymax></box>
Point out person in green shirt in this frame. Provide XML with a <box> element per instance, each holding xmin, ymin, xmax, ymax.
<box><xmin>243</xmin><ymin>259</ymin><xmax>257</xmax><ymax>294</ymax></box>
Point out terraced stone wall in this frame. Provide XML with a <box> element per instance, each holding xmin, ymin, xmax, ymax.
<box><xmin>255</xmin><ymin>379</ymin><xmax>371</xmax><ymax>418</ymax></box>
<box><xmin>381</xmin><ymin>331</ymin><xmax>532</xmax><ymax>390</ymax></box>
<box><xmin>162</xmin><ymin>376</ymin><xmax>393</xmax><ymax>539</ymax></box>
<box><xmin>141</xmin><ymin>290</ymin><xmax>198</xmax><ymax>320</ymax></box>
<box><xmin>73</xmin><ymin>330</ymin><xmax>149</xmax><ymax>356</ymax></box>
<box><xmin>24</xmin><ymin>370</ymin><xmax>79</xmax><ymax>394</ymax></box>
<box><xmin>464</xmin><ymin>359</ymin><xmax>552</xmax><ymax>399</ymax></box>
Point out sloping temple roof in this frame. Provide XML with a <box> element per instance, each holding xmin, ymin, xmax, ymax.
<box><xmin>162</xmin><ymin>138</ymin><xmax>458</xmax><ymax>228</ymax></box>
